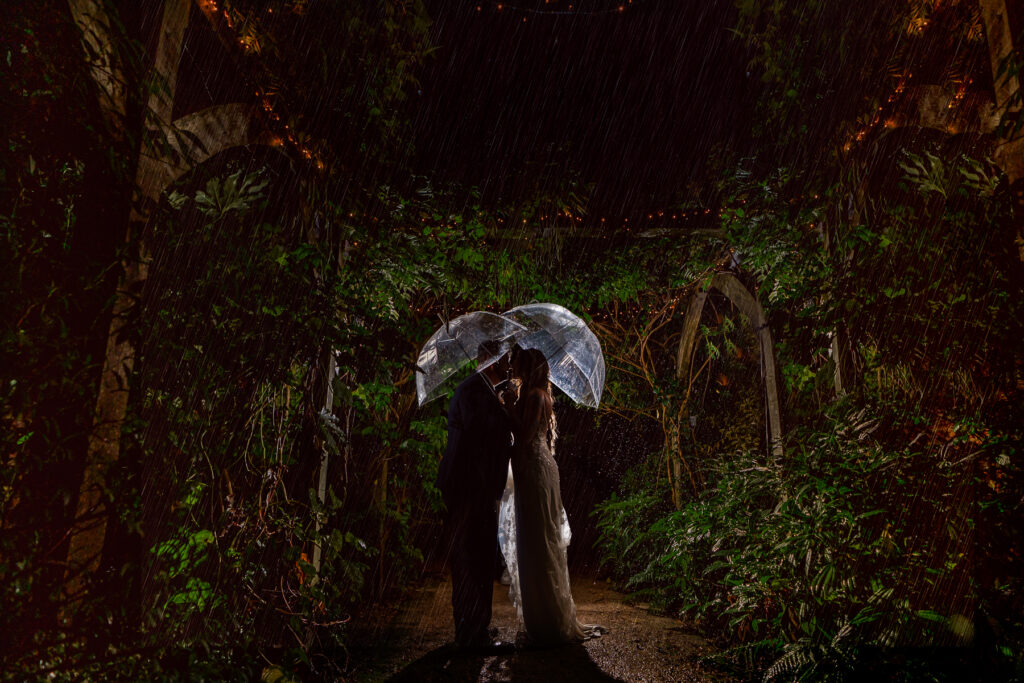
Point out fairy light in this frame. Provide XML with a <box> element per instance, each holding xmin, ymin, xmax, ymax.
<box><xmin>908</xmin><ymin>16</ymin><xmax>928</xmax><ymax>35</ymax></box>
<box><xmin>845</xmin><ymin>2</ymin><xmax>980</xmax><ymax>153</ymax></box>
<box><xmin>197</xmin><ymin>0</ymin><xmax>326</xmax><ymax>171</ymax></box>
<box><xmin>475</xmin><ymin>0</ymin><xmax>641</xmax><ymax>15</ymax></box>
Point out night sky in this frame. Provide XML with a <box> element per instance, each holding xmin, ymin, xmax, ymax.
<box><xmin>410</xmin><ymin>0</ymin><xmax>753</xmax><ymax>216</ymax></box>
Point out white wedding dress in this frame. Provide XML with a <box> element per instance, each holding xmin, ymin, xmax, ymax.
<box><xmin>498</xmin><ymin>415</ymin><xmax>604</xmax><ymax>645</ymax></box>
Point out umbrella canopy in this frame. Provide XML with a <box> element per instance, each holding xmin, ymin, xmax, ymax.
<box><xmin>503</xmin><ymin>303</ymin><xmax>605</xmax><ymax>408</ymax></box>
<box><xmin>415</xmin><ymin>311</ymin><xmax>527</xmax><ymax>406</ymax></box>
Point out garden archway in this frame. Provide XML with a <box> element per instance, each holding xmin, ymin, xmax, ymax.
<box><xmin>668</xmin><ymin>271</ymin><xmax>783</xmax><ymax>507</ymax></box>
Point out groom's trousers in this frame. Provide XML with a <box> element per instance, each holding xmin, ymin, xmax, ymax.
<box><xmin>446</xmin><ymin>497</ymin><xmax>499</xmax><ymax>646</ymax></box>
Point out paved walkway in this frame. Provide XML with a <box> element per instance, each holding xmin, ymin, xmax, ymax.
<box><xmin>344</xmin><ymin>575</ymin><xmax>732</xmax><ymax>682</ymax></box>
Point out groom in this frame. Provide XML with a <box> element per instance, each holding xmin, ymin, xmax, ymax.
<box><xmin>437</xmin><ymin>340</ymin><xmax>517</xmax><ymax>650</ymax></box>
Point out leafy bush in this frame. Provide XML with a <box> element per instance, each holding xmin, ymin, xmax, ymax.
<box><xmin>594</xmin><ymin>453</ymin><xmax>676</xmax><ymax>606</ymax></box>
<box><xmin>595</xmin><ymin>406</ymin><xmax>1013</xmax><ymax>680</ymax></box>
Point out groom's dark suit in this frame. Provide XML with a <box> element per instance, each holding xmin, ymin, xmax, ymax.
<box><xmin>437</xmin><ymin>371</ymin><xmax>514</xmax><ymax>646</ymax></box>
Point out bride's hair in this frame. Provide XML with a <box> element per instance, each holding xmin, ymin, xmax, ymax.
<box><xmin>514</xmin><ymin>348</ymin><xmax>553</xmax><ymax>439</ymax></box>
<box><xmin>517</xmin><ymin>348</ymin><xmax>550</xmax><ymax>393</ymax></box>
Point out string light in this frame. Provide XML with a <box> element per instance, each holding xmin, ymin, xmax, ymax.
<box><xmin>197</xmin><ymin>0</ymin><xmax>326</xmax><ymax>170</ymax></box>
<box><xmin>844</xmin><ymin>32</ymin><xmax>977</xmax><ymax>152</ymax></box>
<box><xmin>474</xmin><ymin>0</ymin><xmax>641</xmax><ymax>16</ymax></box>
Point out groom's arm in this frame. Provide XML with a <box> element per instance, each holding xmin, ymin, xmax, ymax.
<box><xmin>450</xmin><ymin>380</ymin><xmax>511</xmax><ymax>501</ymax></box>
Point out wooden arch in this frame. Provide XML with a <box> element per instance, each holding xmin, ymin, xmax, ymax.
<box><xmin>675</xmin><ymin>272</ymin><xmax>784</xmax><ymax>460</ymax></box>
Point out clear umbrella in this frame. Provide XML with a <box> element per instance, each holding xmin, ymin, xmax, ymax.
<box><xmin>415</xmin><ymin>311</ymin><xmax>527</xmax><ymax>407</ymax></box>
<box><xmin>502</xmin><ymin>302</ymin><xmax>605</xmax><ymax>408</ymax></box>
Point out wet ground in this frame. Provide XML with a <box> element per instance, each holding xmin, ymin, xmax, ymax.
<box><xmin>344</xmin><ymin>575</ymin><xmax>734</xmax><ymax>682</ymax></box>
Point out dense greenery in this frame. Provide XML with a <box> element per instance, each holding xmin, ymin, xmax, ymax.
<box><xmin>3</xmin><ymin>0</ymin><xmax>1022</xmax><ymax>681</ymax></box>
<box><xmin>591</xmin><ymin>1</ymin><xmax>1024</xmax><ymax>679</ymax></box>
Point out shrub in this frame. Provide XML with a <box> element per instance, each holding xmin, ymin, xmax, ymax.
<box><xmin>595</xmin><ymin>407</ymin><xmax>1004</xmax><ymax>680</ymax></box>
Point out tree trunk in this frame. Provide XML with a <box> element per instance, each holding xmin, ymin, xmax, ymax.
<box><xmin>67</xmin><ymin>0</ymin><xmax>126</xmax><ymax>132</ymax></box>
<box><xmin>980</xmin><ymin>0</ymin><xmax>1021</xmax><ymax>117</ymax></box>
<box><xmin>65</xmin><ymin>0</ymin><xmax>274</xmax><ymax>602</ymax></box>
<box><xmin>979</xmin><ymin>0</ymin><xmax>1024</xmax><ymax>261</ymax></box>
<box><xmin>64</xmin><ymin>0</ymin><xmax>190</xmax><ymax>604</ymax></box>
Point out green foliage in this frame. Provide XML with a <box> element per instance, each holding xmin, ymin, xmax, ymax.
<box><xmin>993</xmin><ymin>42</ymin><xmax>1024</xmax><ymax>139</ymax></box>
<box><xmin>227</xmin><ymin>0</ymin><xmax>434</xmax><ymax>179</ymax></box>
<box><xmin>169</xmin><ymin>169</ymin><xmax>269</xmax><ymax>220</ymax></box>
<box><xmin>5</xmin><ymin>1</ymin><xmax>1023</xmax><ymax>681</ymax></box>
<box><xmin>594</xmin><ymin>453</ymin><xmax>676</xmax><ymax>605</ymax></box>
<box><xmin>596</xmin><ymin>408</ymin><xmax>1000</xmax><ymax>680</ymax></box>
<box><xmin>732</xmin><ymin>0</ymin><xmax>897</xmax><ymax>164</ymax></box>
<box><xmin>0</xmin><ymin>2</ymin><xmax>150</xmax><ymax>678</ymax></box>
<box><xmin>898</xmin><ymin>150</ymin><xmax>951</xmax><ymax>199</ymax></box>
<box><xmin>731</xmin><ymin>0</ymin><xmax>987</xmax><ymax>173</ymax></box>
<box><xmin>596</xmin><ymin>128</ymin><xmax>1021</xmax><ymax>681</ymax></box>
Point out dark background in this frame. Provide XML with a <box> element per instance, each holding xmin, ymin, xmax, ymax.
<box><xmin>411</xmin><ymin>0</ymin><xmax>752</xmax><ymax>217</ymax></box>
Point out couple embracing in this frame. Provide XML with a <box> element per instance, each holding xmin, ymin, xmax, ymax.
<box><xmin>436</xmin><ymin>340</ymin><xmax>605</xmax><ymax>651</ymax></box>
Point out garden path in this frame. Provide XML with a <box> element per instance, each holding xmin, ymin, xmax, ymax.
<box><xmin>344</xmin><ymin>574</ymin><xmax>734</xmax><ymax>682</ymax></box>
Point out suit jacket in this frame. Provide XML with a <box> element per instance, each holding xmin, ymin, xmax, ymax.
<box><xmin>436</xmin><ymin>372</ymin><xmax>514</xmax><ymax>510</ymax></box>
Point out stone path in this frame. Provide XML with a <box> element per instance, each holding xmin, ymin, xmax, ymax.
<box><xmin>343</xmin><ymin>575</ymin><xmax>734</xmax><ymax>682</ymax></box>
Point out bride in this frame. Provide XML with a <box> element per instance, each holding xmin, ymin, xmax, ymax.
<box><xmin>498</xmin><ymin>347</ymin><xmax>605</xmax><ymax>645</ymax></box>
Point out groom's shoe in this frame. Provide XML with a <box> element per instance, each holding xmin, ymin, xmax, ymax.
<box><xmin>487</xmin><ymin>640</ymin><xmax>515</xmax><ymax>654</ymax></box>
<box><xmin>455</xmin><ymin>632</ymin><xmax>514</xmax><ymax>655</ymax></box>
<box><xmin>466</xmin><ymin>639</ymin><xmax>513</xmax><ymax>655</ymax></box>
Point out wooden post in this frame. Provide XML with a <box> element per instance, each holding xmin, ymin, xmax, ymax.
<box><xmin>311</xmin><ymin>352</ymin><xmax>337</xmax><ymax>577</ymax></box>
